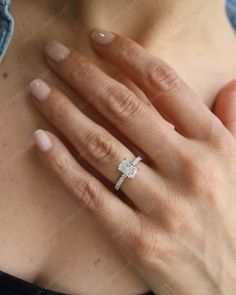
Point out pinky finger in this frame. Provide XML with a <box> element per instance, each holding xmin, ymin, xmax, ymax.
<box><xmin>34</xmin><ymin>129</ymin><xmax>139</xmax><ymax>251</ymax></box>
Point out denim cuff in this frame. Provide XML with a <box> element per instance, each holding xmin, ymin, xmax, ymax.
<box><xmin>0</xmin><ymin>0</ymin><xmax>14</xmax><ymax>63</ymax></box>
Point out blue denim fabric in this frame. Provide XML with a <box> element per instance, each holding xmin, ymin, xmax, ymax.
<box><xmin>227</xmin><ymin>0</ymin><xmax>236</xmax><ymax>29</ymax></box>
<box><xmin>0</xmin><ymin>0</ymin><xmax>13</xmax><ymax>63</ymax></box>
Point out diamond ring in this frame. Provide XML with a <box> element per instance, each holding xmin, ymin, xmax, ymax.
<box><xmin>115</xmin><ymin>156</ymin><xmax>142</xmax><ymax>191</ymax></box>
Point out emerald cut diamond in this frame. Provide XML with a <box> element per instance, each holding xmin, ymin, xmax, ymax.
<box><xmin>115</xmin><ymin>156</ymin><xmax>142</xmax><ymax>190</ymax></box>
<box><xmin>118</xmin><ymin>158</ymin><xmax>138</xmax><ymax>179</ymax></box>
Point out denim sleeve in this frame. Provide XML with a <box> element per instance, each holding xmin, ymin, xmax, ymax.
<box><xmin>227</xmin><ymin>0</ymin><xmax>236</xmax><ymax>30</ymax></box>
<box><xmin>0</xmin><ymin>0</ymin><xmax>14</xmax><ymax>63</ymax></box>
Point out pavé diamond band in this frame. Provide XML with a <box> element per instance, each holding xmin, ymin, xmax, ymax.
<box><xmin>115</xmin><ymin>156</ymin><xmax>142</xmax><ymax>191</ymax></box>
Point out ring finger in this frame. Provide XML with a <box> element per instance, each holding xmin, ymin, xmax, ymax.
<box><xmin>44</xmin><ymin>41</ymin><xmax>185</xmax><ymax>167</ymax></box>
<box><xmin>30</xmin><ymin>79</ymin><xmax>163</xmax><ymax>211</ymax></box>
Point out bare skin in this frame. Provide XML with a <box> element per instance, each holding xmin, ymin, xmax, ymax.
<box><xmin>0</xmin><ymin>1</ymin><xmax>236</xmax><ymax>294</ymax></box>
<box><xmin>31</xmin><ymin>31</ymin><xmax>236</xmax><ymax>295</ymax></box>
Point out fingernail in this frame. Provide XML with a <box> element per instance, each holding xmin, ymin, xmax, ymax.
<box><xmin>45</xmin><ymin>41</ymin><xmax>71</xmax><ymax>62</ymax></box>
<box><xmin>91</xmin><ymin>29</ymin><xmax>115</xmax><ymax>45</ymax></box>
<box><xmin>34</xmin><ymin>130</ymin><xmax>52</xmax><ymax>152</ymax></box>
<box><xmin>30</xmin><ymin>79</ymin><xmax>51</xmax><ymax>101</ymax></box>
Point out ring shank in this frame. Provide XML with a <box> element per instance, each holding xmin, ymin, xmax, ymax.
<box><xmin>115</xmin><ymin>173</ymin><xmax>127</xmax><ymax>190</ymax></box>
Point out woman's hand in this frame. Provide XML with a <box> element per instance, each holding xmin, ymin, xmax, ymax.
<box><xmin>30</xmin><ymin>29</ymin><xmax>236</xmax><ymax>295</ymax></box>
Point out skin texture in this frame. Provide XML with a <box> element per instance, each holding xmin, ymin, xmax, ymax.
<box><xmin>0</xmin><ymin>0</ymin><xmax>236</xmax><ymax>294</ymax></box>
<box><xmin>32</xmin><ymin>31</ymin><xmax>236</xmax><ymax>294</ymax></box>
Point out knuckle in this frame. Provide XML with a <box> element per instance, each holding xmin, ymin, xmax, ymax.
<box><xmin>73</xmin><ymin>178</ymin><xmax>102</xmax><ymax>210</ymax></box>
<box><xmin>216</xmin><ymin>135</ymin><xmax>236</xmax><ymax>162</ymax></box>
<box><xmin>165</xmin><ymin>203</ymin><xmax>193</xmax><ymax>236</ymax></box>
<box><xmin>106</xmin><ymin>87</ymin><xmax>141</xmax><ymax>121</ymax></box>
<box><xmin>204</xmin><ymin>184</ymin><xmax>221</xmax><ymax>206</ymax></box>
<box><xmin>184</xmin><ymin>155</ymin><xmax>210</xmax><ymax>182</ymax></box>
<box><xmin>195</xmin><ymin>174</ymin><xmax>221</xmax><ymax>207</ymax></box>
<box><xmin>132</xmin><ymin>233</ymin><xmax>167</xmax><ymax>269</ymax></box>
<box><xmin>52</xmin><ymin>100</ymin><xmax>73</xmax><ymax>123</ymax></box>
<box><xmin>83</xmin><ymin>131</ymin><xmax>117</xmax><ymax>166</ymax></box>
<box><xmin>200</xmin><ymin>116</ymin><xmax>226</xmax><ymax>142</ymax></box>
<box><xmin>177</xmin><ymin>146</ymin><xmax>204</xmax><ymax>178</ymax></box>
<box><xmin>129</xmin><ymin>220</ymin><xmax>164</xmax><ymax>268</ymax></box>
<box><xmin>128</xmin><ymin>218</ymin><xmax>145</xmax><ymax>258</ymax></box>
<box><xmin>68</xmin><ymin>55</ymin><xmax>93</xmax><ymax>82</ymax></box>
<box><xmin>119</xmin><ymin>38</ymin><xmax>138</xmax><ymax>59</ymax></box>
<box><xmin>53</xmin><ymin>153</ymin><xmax>72</xmax><ymax>180</ymax></box>
<box><xmin>208</xmin><ymin>119</ymin><xmax>235</xmax><ymax>149</ymax></box>
<box><xmin>132</xmin><ymin>233</ymin><xmax>150</xmax><ymax>261</ymax></box>
<box><xmin>52</xmin><ymin>153</ymin><xmax>102</xmax><ymax>210</ymax></box>
<box><xmin>147</xmin><ymin>60</ymin><xmax>181</xmax><ymax>92</ymax></box>
<box><xmin>199</xmin><ymin>164</ymin><xmax>222</xmax><ymax>204</ymax></box>
<box><xmin>180</xmin><ymin>151</ymin><xmax>221</xmax><ymax>205</ymax></box>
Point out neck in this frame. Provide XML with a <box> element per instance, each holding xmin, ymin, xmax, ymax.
<box><xmin>73</xmin><ymin>0</ymin><xmax>228</xmax><ymax>44</ymax></box>
<box><xmin>10</xmin><ymin>0</ymin><xmax>236</xmax><ymax>106</ymax></box>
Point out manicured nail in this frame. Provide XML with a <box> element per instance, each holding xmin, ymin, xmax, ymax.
<box><xmin>30</xmin><ymin>79</ymin><xmax>51</xmax><ymax>101</ymax></box>
<box><xmin>34</xmin><ymin>130</ymin><xmax>52</xmax><ymax>152</ymax></box>
<box><xmin>45</xmin><ymin>41</ymin><xmax>70</xmax><ymax>62</ymax></box>
<box><xmin>91</xmin><ymin>29</ymin><xmax>115</xmax><ymax>45</ymax></box>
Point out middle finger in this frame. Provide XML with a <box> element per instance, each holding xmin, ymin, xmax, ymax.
<box><xmin>44</xmin><ymin>41</ymin><xmax>185</xmax><ymax>167</ymax></box>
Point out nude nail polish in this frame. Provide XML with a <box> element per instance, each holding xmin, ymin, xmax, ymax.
<box><xmin>30</xmin><ymin>79</ymin><xmax>51</xmax><ymax>101</ymax></box>
<box><xmin>91</xmin><ymin>29</ymin><xmax>115</xmax><ymax>45</ymax></box>
<box><xmin>34</xmin><ymin>130</ymin><xmax>52</xmax><ymax>152</ymax></box>
<box><xmin>45</xmin><ymin>41</ymin><xmax>71</xmax><ymax>62</ymax></box>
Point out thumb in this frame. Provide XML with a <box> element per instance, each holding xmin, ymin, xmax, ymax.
<box><xmin>213</xmin><ymin>80</ymin><xmax>236</xmax><ymax>137</ymax></box>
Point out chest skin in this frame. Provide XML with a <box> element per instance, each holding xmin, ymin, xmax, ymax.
<box><xmin>0</xmin><ymin>3</ymin><xmax>151</xmax><ymax>295</ymax></box>
<box><xmin>1</xmin><ymin>1</ymin><xmax>236</xmax><ymax>295</ymax></box>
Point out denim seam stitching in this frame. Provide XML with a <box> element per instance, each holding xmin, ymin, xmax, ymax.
<box><xmin>0</xmin><ymin>2</ymin><xmax>13</xmax><ymax>62</ymax></box>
